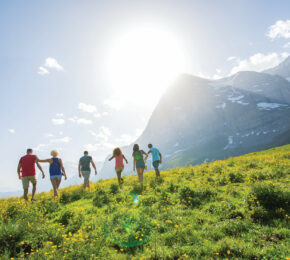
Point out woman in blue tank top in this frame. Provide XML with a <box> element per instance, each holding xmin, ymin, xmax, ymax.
<box><xmin>38</xmin><ymin>150</ymin><xmax>67</xmax><ymax>197</ymax></box>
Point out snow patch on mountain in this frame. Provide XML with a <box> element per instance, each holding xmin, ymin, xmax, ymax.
<box><xmin>257</xmin><ymin>102</ymin><xmax>288</xmax><ymax>110</ymax></box>
<box><xmin>216</xmin><ymin>103</ymin><xmax>226</xmax><ymax>109</ymax></box>
<box><xmin>224</xmin><ymin>136</ymin><xmax>233</xmax><ymax>150</ymax></box>
<box><xmin>228</xmin><ymin>95</ymin><xmax>244</xmax><ymax>102</ymax></box>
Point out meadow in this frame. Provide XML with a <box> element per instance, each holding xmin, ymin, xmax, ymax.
<box><xmin>0</xmin><ymin>145</ymin><xmax>289</xmax><ymax>259</ymax></box>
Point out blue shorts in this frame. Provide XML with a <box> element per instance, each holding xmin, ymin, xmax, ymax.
<box><xmin>152</xmin><ymin>160</ymin><xmax>160</xmax><ymax>169</ymax></box>
<box><xmin>136</xmin><ymin>160</ymin><xmax>145</xmax><ymax>169</ymax></box>
<box><xmin>50</xmin><ymin>175</ymin><xmax>62</xmax><ymax>180</ymax></box>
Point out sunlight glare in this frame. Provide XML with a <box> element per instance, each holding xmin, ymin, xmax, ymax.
<box><xmin>106</xmin><ymin>25</ymin><xmax>186</xmax><ymax>107</ymax></box>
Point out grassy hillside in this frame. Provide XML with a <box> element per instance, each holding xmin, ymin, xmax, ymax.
<box><xmin>0</xmin><ymin>145</ymin><xmax>289</xmax><ymax>259</ymax></box>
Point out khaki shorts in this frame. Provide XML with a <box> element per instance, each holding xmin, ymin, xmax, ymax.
<box><xmin>22</xmin><ymin>176</ymin><xmax>37</xmax><ymax>189</ymax></box>
<box><xmin>81</xmin><ymin>171</ymin><xmax>91</xmax><ymax>183</ymax></box>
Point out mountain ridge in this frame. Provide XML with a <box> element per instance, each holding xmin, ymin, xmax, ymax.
<box><xmin>100</xmin><ymin>56</ymin><xmax>290</xmax><ymax>176</ymax></box>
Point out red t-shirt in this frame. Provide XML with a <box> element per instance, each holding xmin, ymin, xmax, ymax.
<box><xmin>20</xmin><ymin>154</ymin><xmax>37</xmax><ymax>176</ymax></box>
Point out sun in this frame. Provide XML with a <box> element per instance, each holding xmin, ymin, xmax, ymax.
<box><xmin>106</xmin><ymin>25</ymin><xmax>186</xmax><ymax>107</ymax></box>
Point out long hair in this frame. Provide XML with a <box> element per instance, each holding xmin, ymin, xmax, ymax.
<box><xmin>133</xmin><ymin>144</ymin><xmax>139</xmax><ymax>153</ymax></box>
<box><xmin>113</xmin><ymin>147</ymin><xmax>122</xmax><ymax>157</ymax></box>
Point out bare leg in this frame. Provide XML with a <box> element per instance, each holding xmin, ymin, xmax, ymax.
<box><xmin>155</xmin><ymin>169</ymin><xmax>160</xmax><ymax>178</ymax></box>
<box><xmin>24</xmin><ymin>188</ymin><xmax>29</xmax><ymax>201</ymax></box>
<box><xmin>51</xmin><ymin>179</ymin><xmax>58</xmax><ymax>197</ymax></box>
<box><xmin>31</xmin><ymin>183</ymin><xmax>37</xmax><ymax>200</ymax></box>
<box><xmin>56</xmin><ymin>179</ymin><xmax>61</xmax><ymax>196</ymax></box>
<box><xmin>116</xmin><ymin>170</ymin><xmax>122</xmax><ymax>187</ymax></box>
<box><xmin>137</xmin><ymin>168</ymin><xmax>144</xmax><ymax>190</ymax></box>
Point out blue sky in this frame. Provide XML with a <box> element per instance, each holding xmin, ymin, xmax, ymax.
<box><xmin>0</xmin><ymin>0</ymin><xmax>289</xmax><ymax>191</ymax></box>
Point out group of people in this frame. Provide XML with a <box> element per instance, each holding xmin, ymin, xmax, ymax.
<box><xmin>17</xmin><ymin>144</ymin><xmax>162</xmax><ymax>201</ymax></box>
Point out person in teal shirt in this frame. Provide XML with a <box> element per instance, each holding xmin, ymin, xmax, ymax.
<box><xmin>78</xmin><ymin>151</ymin><xmax>97</xmax><ymax>189</ymax></box>
<box><xmin>148</xmin><ymin>144</ymin><xmax>162</xmax><ymax>177</ymax></box>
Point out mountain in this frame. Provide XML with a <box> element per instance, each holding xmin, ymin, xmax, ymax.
<box><xmin>264</xmin><ymin>55</ymin><xmax>290</xmax><ymax>80</ymax></box>
<box><xmin>101</xmin><ymin>59</ymin><xmax>290</xmax><ymax>176</ymax></box>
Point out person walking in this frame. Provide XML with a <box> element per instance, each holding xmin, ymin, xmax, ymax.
<box><xmin>108</xmin><ymin>147</ymin><xmax>128</xmax><ymax>187</ymax></box>
<box><xmin>148</xmin><ymin>144</ymin><xmax>162</xmax><ymax>177</ymax></box>
<box><xmin>17</xmin><ymin>148</ymin><xmax>45</xmax><ymax>201</ymax></box>
<box><xmin>132</xmin><ymin>144</ymin><xmax>148</xmax><ymax>190</ymax></box>
<box><xmin>38</xmin><ymin>150</ymin><xmax>67</xmax><ymax>197</ymax></box>
<box><xmin>78</xmin><ymin>151</ymin><xmax>97</xmax><ymax>189</ymax></box>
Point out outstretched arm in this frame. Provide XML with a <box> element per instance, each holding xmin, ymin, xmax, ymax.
<box><xmin>38</xmin><ymin>158</ymin><xmax>52</xmax><ymax>163</ymax></box>
<box><xmin>91</xmin><ymin>159</ymin><xmax>97</xmax><ymax>175</ymax></box>
<box><xmin>123</xmin><ymin>155</ymin><xmax>128</xmax><ymax>164</ymax></box>
<box><xmin>59</xmin><ymin>159</ymin><xmax>67</xmax><ymax>180</ymax></box>
<box><xmin>108</xmin><ymin>155</ymin><xmax>114</xmax><ymax>161</ymax></box>
<box><xmin>17</xmin><ymin>161</ymin><xmax>22</xmax><ymax>180</ymax></box>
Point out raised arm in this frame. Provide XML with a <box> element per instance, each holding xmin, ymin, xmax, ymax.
<box><xmin>143</xmin><ymin>151</ymin><xmax>148</xmax><ymax>161</ymax></box>
<box><xmin>35</xmin><ymin>156</ymin><xmax>45</xmax><ymax>178</ymax></box>
<box><xmin>90</xmin><ymin>159</ymin><xmax>97</xmax><ymax>175</ymax></box>
<box><xmin>58</xmin><ymin>158</ymin><xmax>67</xmax><ymax>180</ymax></box>
<box><xmin>17</xmin><ymin>160</ymin><xmax>22</xmax><ymax>180</ymax></box>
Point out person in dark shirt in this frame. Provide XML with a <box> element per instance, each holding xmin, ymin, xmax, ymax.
<box><xmin>78</xmin><ymin>151</ymin><xmax>97</xmax><ymax>189</ymax></box>
<box><xmin>132</xmin><ymin>144</ymin><xmax>148</xmax><ymax>190</ymax></box>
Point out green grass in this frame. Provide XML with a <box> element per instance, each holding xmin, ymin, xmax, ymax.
<box><xmin>0</xmin><ymin>145</ymin><xmax>289</xmax><ymax>259</ymax></box>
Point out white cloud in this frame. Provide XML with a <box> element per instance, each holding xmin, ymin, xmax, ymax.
<box><xmin>94</xmin><ymin>113</ymin><xmax>101</xmax><ymax>118</ymax></box>
<box><xmin>69</xmin><ymin>117</ymin><xmax>92</xmax><ymax>125</ymax></box>
<box><xmin>44</xmin><ymin>133</ymin><xmax>54</xmax><ymax>138</ymax></box>
<box><xmin>78</xmin><ymin>103</ymin><xmax>97</xmax><ymax>113</ymax></box>
<box><xmin>227</xmin><ymin>56</ymin><xmax>237</xmax><ymax>61</ymax></box>
<box><xmin>8</xmin><ymin>129</ymin><xmax>15</xmax><ymax>134</ymax></box>
<box><xmin>56</xmin><ymin>113</ymin><xmax>64</xmax><ymax>117</ymax></box>
<box><xmin>230</xmin><ymin>52</ymin><xmax>289</xmax><ymax>75</ymax></box>
<box><xmin>83</xmin><ymin>142</ymin><xmax>114</xmax><ymax>152</ymax></box>
<box><xmin>100</xmin><ymin>126</ymin><xmax>111</xmax><ymax>136</ymax></box>
<box><xmin>44</xmin><ymin>57</ymin><xmax>64</xmax><ymax>71</ymax></box>
<box><xmin>52</xmin><ymin>118</ymin><xmax>65</xmax><ymax>125</ymax></box>
<box><xmin>38</xmin><ymin>66</ymin><xmax>49</xmax><ymax>75</ymax></box>
<box><xmin>50</xmin><ymin>136</ymin><xmax>71</xmax><ymax>143</ymax></box>
<box><xmin>267</xmin><ymin>20</ymin><xmax>290</xmax><ymax>39</ymax></box>
<box><xmin>283</xmin><ymin>42</ymin><xmax>290</xmax><ymax>48</ymax></box>
<box><xmin>38</xmin><ymin>57</ymin><xmax>64</xmax><ymax>75</ymax></box>
<box><xmin>86</xmin><ymin>127</ymin><xmax>114</xmax><ymax>153</ymax></box>
<box><xmin>196</xmin><ymin>70</ymin><xmax>224</xmax><ymax>80</ymax></box>
<box><xmin>89</xmin><ymin>127</ymin><xmax>111</xmax><ymax>142</ymax></box>
<box><xmin>34</xmin><ymin>143</ymin><xmax>49</xmax><ymax>151</ymax></box>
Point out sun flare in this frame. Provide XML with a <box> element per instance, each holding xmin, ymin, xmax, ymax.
<box><xmin>106</xmin><ymin>25</ymin><xmax>186</xmax><ymax>106</ymax></box>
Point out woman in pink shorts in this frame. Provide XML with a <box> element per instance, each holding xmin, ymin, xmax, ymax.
<box><xmin>109</xmin><ymin>147</ymin><xmax>128</xmax><ymax>187</ymax></box>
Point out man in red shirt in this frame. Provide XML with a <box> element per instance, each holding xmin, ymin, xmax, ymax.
<box><xmin>17</xmin><ymin>148</ymin><xmax>45</xmax><ymax>201</ymax></box>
